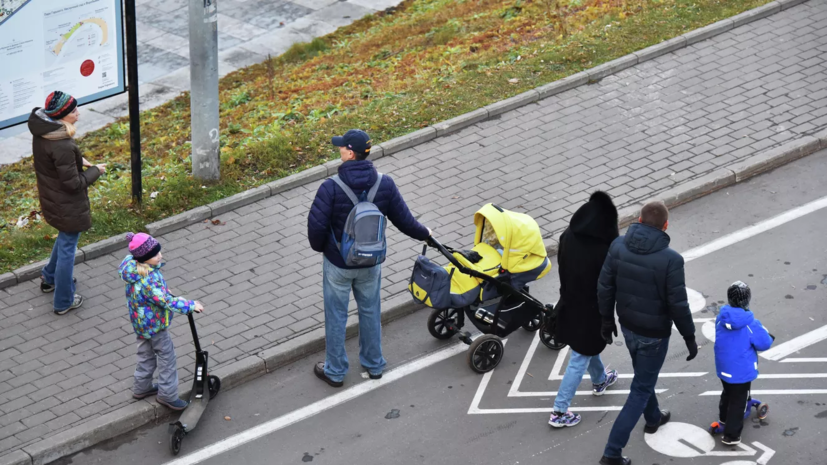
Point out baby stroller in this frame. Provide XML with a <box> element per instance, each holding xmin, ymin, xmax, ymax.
<box><xmin>409</xmin><ymin>204</ymin><xmax>566</xmax><ymax>373</ymax></box>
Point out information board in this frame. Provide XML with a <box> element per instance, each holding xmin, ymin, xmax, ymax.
<box><xmin>0</xmin><ymin>0</ymin><xmax>125</xmax><ymax>129</ymax></box>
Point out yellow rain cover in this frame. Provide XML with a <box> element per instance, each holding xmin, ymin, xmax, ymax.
<box><xmin>473</xmin><ymin>204</ymin><xmax>549</xmax><ymax>277</ymax></box>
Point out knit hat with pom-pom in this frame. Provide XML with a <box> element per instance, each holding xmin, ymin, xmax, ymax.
<box><xmin>126</xmin><ymin>232</ymin><xmax>161</xmax><ymax>263</ymax></box>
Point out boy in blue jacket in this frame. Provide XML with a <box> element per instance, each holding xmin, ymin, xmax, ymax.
<box><xmin>713</xmin><ymin>281</ymin><xmax>774</xmax><ymax>445</ymax></box>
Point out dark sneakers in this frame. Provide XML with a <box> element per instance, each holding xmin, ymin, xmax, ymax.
<box><xmin>722</xmin><ymin>436</ymin><xmax>741</xmax><ymax>446</ymax></box>
<box><xmin>132</xmin><ymin>384</ymin><xmax>159</xmax><ymax>400</ymax></box>
<box><xmin>643</xmin><ymin>409</ymin><xmax>671</xmax><ymax>434</ymax></box>
<box><xmin>54</xmin><ymin>294</ymin><xmax>84</xmax><ymax>315</ymax></box>
<box><xmin>362</xmin><ymin>366</ymin><xmax>382</xmax><ymax>380</ymax></box>
<box><xmin>599</xmin><ymin>456</ymin><xmax>631</xmax><ymax>465</ymax></box>
<box><xmin>41</xmin><ymin>277</ymin><xmax>76</xmax><ymax>293</ymax></box>
<box><xmin>314</xmin><ymin>362</ymin><xmax>344</xmax><ymax>388</ymax></box>
<box><xmin>158</xmin><ymin>398</ymin><xmax>189</xmax><ymax>411</ymax></box>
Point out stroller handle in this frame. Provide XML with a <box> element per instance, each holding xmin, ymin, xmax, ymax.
<box><xmin>426</xmin><ymin>236</ymin><xmax>504</xmax><ymax>286</ymax></box>
<box><xmin>425</xmin><ymin>236</ymin><xmax>551</xmax><ymax>312</ymax></box>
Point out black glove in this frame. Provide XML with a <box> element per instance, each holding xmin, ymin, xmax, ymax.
<box><xmin>459</xmin><ymin>250</ymin><xmax>483</xmax><ymax>264</ymax></box>
<box><xmin>685</xmin><ymin>337</ymin><xmax>698</xmax><ymax>361</ymax></box>
<box><xmin>601</xmin><ymin>319</ymin><xmax>618</xmax><ymax>344</ymax></box>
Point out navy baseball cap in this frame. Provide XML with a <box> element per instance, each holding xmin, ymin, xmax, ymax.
<box><xmin>332</xmin><ymin>129</ymin><xmax>372</xmax><ymax>155</ymax></box>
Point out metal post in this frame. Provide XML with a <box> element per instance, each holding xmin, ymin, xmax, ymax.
<box><xmin>189</xmin><ymin>0</ymin><xmax>220</xmax><ymax>180</ymax></box>
<box><xmin>124</xmin><ymin>0</ymin><xmax>142</xmax><ymax>203</ymax></box>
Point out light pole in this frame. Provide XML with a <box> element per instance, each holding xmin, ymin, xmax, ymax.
<box><xmin>189</xmin><ymin>0</ymin><xmax>220</xmax><ymax>180</ymax></box>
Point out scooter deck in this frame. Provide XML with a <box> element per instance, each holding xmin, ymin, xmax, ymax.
<box><xmin>178</xmin><ymin>385</ymin><xmax>211</xmax><ymax>433</ymax></box>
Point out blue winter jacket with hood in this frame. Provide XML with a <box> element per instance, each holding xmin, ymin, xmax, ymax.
<box><xmin>714</xmin><ymin>305</ymin><xmax>774</xmax><ymax>384</ymax></box>
<box><xmin>307</xmin><ymin>160</ymin><xmax>429</xmax><ymax>269</ymax></box>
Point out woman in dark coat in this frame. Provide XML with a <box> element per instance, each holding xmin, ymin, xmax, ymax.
<box><xmin>549</xmin><ymin>191</ymin><xmax>620</xmax><ymax>428</ymax></box>
<box><xmin>29</xmin><ymin>91</ymin><xmax>106</xmax><ymax>314</ymax></box>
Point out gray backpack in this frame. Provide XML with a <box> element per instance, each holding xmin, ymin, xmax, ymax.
<box><xmin>330</xmin><ymin>174</ymin><xmax>387</xmax><ymax>267</ymax></box>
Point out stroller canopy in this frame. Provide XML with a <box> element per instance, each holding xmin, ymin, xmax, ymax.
<box><xmin>474</xmin><ymin>204</ymin><xmax>548</xmax><ymax>274</ymax></box>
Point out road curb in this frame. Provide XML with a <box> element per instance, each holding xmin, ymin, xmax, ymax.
<box><xmin>0</xmin><ymin>0</ymin><xmax>808</xmax><ymax>291</ymax></box>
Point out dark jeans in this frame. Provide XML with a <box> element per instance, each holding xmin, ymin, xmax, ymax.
<box><xmin>604</xmin><ymin>326</ymin><xmax>670</xmax><ymax>459</ymax></box>
<box><xmin>42</xmin><ymin>231</ymin><xmax>80</xmax><ymax>311</ymax></box>
<box><xmin>719</xmin><ymin>380</ymin><xmax>751</xmax><ymax>438</ymax></box>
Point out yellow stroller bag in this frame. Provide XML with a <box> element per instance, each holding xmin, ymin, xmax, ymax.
<box><xmin>408</xmin><ymin>204</ymin><xmax>566</xmax><ymax>374</ymax></box>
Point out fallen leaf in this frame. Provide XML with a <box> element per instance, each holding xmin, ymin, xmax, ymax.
<box><xmin>508</xmin><ymin>78</ymin><xmax>519</xmax><ymax>84</ymax></box>
<box><xmin>211</xmin><ymin>219</ymin><xmax>222</xmax><ymax>225</ymax></box>
<box><xmin>224</xmin><ymin>416</ymin><xmax>231</xmax><ymax>421</ymax></box>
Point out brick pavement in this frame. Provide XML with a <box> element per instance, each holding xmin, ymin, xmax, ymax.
<box><xmin>1</xmin><ymin>0</ymin><xmax>827</xmax><ymax>459</ymax></box>
<box><xmin>0</xmin><ymin>0</ymin><xmax>402</xmax><ymax>165</ymax></box>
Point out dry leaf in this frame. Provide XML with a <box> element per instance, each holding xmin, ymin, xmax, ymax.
<box><xmin>224</xmin><ymin>416</ymin><xmax>231</xmax><ymax>421</ymax></box>
<box><xmin>211</xmin><ymin>219</ymin><xmax>222</xmax><ymax>225</ymax></box>
<box><xmin>508</xmin><ymin>78</ymin><xmax>519</xmax><ymax>84</ymax></box>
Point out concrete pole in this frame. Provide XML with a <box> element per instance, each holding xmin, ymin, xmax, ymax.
<box><xmin>189</xmin><ymin>0</ymin><xmax>220</xmax><ymax>180</ymax></box>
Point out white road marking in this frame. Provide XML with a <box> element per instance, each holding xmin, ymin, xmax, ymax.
<box><xmin>699</xmin><ymin>389</ymin><xmax>827</xmax><ymax>396</ymax></box>
<box><xmin>760</xmin><ymin>324</ymin><xmax>827</xmax><ymax>361</ymax></box>
<box><xmin>163</xmin><ymin>342</ymin><xmax>468</xmax><ymax>465</ymax></box>
<box><xmin>757</xmin><ymin>373</ymin><xmax>827</xmax><ymax>379</ymax></box>
<box><xmin>509</xmin><ymin>389</ymin><xmax>668</xmax><ymax>398</ymax></box>
<box><xmin>754</xmin><ymin>441</ymin><xmax>776</xmax><ymax>465</ymax></box>
<box><xmin>681</xmin><ymin>194</ymin><xmax>827</xmax><ymax>263</ymax></box>
<box><xmin>644</xmin><ymin>422</ymin><xmax>764</xmax><ymax>458</ymax></box>
<box><xmin>780</xmin><ymin>358</ymin><xmax>827</xmax><ymax>363</ymax></box>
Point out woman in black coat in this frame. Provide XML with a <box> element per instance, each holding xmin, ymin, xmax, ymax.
<box><xmin>549</xmin><ymin>191</ymin><xmax>621</xmax><ymax>428</ymax></box>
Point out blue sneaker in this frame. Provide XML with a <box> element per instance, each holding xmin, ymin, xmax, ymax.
<box><xmin>549</xmin><ymin>411</ymin><xmax>581</xmax><ymax>428</ymax></box>
<box><xmin>132</xmin><ymin>384</ymin><xmax>159</xmax><ymax>399</ymax></box>
<box><xmin>158</xmin><ymin>398</ymin><xmax>189</xmax><ymax>411</ymax></box>
<box><xmin>592</xmin><ymin>369</ymin><xmax>618</xmax><ymax>396</ymax></box>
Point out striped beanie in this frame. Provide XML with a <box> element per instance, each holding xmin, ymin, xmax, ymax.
<box><xmin>44</xmin><ymin>91</ymin><xmax>78</xmax><ymax>120</ymax></box>
<box><xmin>126</xmin><ymin>232</ymin><xmax>162</xmax><ymax>263</ymax></box>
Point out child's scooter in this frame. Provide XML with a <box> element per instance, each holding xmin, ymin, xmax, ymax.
<box><xmin>169</xmin><ymin>312</ymin><xmax>221</xmax><ymax>455</ymax></box>
<box><xmin>709</xmin><ymin>398</ymin><xmax>769</xmax><ymax>435</ymax></box>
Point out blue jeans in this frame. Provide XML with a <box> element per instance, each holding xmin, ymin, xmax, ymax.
<box><xmin>322</xmin><ymin>257</ymin><xmax>386</xmax><ymax>382</ymax></box>
<box><xmin>553</xmin><ymin>349</ymin><xmax>607</xmax><ymax>413</ymax></box>
<box><xmin>42</xmin><ymin>231</ymin><xmax>80</xmax><ymax>311</ymax></box>
<box><xmin>604</xmin><ymin>326</ymin><xmax>670</xmax><ymax>458</ymax></box>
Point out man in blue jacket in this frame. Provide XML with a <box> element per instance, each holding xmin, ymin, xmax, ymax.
<box><xmin>307</xmin><ymin>129</ymin><xmax>430</xmax><ymax>387</ymax></box>
<box><xmin>596</xmin><ymin>201</ymin><xmax>698</xmax><ymax>465</ymax></box>
<box><xmin>713</xmin><ymin>281</ymin><xmax>774</xmax><ymax>445</ymax></box>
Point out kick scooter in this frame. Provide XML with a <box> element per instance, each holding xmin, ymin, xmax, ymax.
<box><xmin>169</xmin><ymin>312</ymin><xmax>221</xmax><ymax>455</ymax></box>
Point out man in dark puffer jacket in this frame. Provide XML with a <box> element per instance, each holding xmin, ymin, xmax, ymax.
<box><xmin>596</xmin><ymin>201</ymin><xmax>697</xmax><ymax>465</ymax></box>
<box><xmin>307</xmin><ymin>129</ymin><xmax>430</xmax><ymax>388</ymax></box>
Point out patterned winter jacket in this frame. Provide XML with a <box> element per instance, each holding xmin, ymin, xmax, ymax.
<box><xmin>119</xmin><ymin>255</ymin><xmax>195</xmax><ymax>339</ymax></box>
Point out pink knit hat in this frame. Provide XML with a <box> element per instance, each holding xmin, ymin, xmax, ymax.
<box><xmin>126</xmin><ymin>232</ymin><xmax>161</xmax><ymax>263</ymax></box>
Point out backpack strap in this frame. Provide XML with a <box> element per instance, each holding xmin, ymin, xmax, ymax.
<box><xmin>330</xmin><ymin>175</ymin><xmax>360</xmax><ymax>206</ymax></box>
<box><xmin>367</xmin><ymin>173</ymin><xmax>383</xmax><ymax>203</ymax></box>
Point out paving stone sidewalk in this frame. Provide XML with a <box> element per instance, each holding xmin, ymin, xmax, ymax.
<box><xmin>1</xmin><ymin>0</ymin><xmax>827</xmax><ymax>460</ymax></box>
<box><xmin>0</xmin><ymin>0</ymin><xmax>402</xmax><ymax>165</ymax></box>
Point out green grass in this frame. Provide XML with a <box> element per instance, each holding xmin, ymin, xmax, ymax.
<box><xmin>0</xmin><ymin>0</ymin><xmax>771</xmax><ymax>272</ymax></box>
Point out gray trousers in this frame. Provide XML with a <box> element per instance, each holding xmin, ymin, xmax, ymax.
<box><xmin>133</xmin><ymin>329</ymin><xmax>179</xmax><ymax>402</ymax></box>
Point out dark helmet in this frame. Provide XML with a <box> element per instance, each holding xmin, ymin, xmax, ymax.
<box><xmin>727</xmin><ymin>281</ymin><xmax>751</xmax><ymax>310</ymax></box>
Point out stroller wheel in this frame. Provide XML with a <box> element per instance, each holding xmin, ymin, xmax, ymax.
<box><xmin>540</xmin><ymin>321</ymin><xmax>566</xmax><ymax>350</ymax></box>
<box><xmin>467</xmin><ymin>335</ymin><xmax>504</xmax><ymax>373</ymax></box>
<box><xmin>522</xmin><ymin>314</ymin><xmax>542</xmax><ymax>332</ymax></box>
<box><xmin>427</xmin><ymin>308</ymin><xmax>459</xmax><ymax>340</ymax></box>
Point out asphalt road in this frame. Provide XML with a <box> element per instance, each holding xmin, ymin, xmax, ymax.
<box><xmin>66</xmin><ymin>150</ymin><xmax>827</xmax><ymax>465</ymax></box>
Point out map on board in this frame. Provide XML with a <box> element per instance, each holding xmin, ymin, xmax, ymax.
<box><xmin>0</xmin><ymin>0</ymin><xmax>29</xmax><ymax>25</ymax></box>
<box><xmin>44</xmin><ymin>1</ymin><xmax>112</xmax><ymax>67</ymax></box>
<box><xmin>0</xmin><ymin>0</ymin><xmax>124</xmax><ymax>129</ymax></box>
